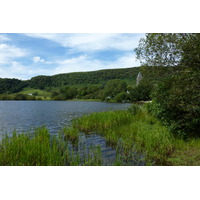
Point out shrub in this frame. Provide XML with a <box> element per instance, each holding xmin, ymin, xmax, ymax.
<box><xmin>127</xmin><ymin>104</ymin><xmax>141</xmax><ymax>115</ymax></box>
<box><xmin>129</xmin><ymin>81</ymin><xmax>152</xmax><ymax>102</ymax></box>
<box><xmin>115</xmin><ymin>92</ymin><xmax>129</xmax><ymax>102</ymax></box>
<box><xmin>151</xmin><ymin>73</ymin><xmax>200</xmax><ymax>138</ymax></box>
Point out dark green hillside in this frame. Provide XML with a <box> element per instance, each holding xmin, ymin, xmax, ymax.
<box><xmin>0</xmin><ymin>78</ymin><xmax>27</xmax><ymax>94</ymax></box>
<box><xmin>0</xmin><ymin>67</ymin><xmax>140</xmax><ymax>94</ymax></box>
<box><xmin>29</xmin><ymin>67</ymin><xmax>139</xmax><ymax>89</ymax></box>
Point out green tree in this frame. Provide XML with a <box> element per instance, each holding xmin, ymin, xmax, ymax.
<box><xmin>115</xmin><ymin>92</ymin><xmax>129</xmax><ymax>102</ymax></box>
<box><xmin>135</xmin><ymin>33</ymin><xmax>200</xmax><ymax>70</ymax></box>
<box><xmin>129</xmin><ymin>81</ymin><xmax>152</xmax><ymax>102</ymax></box>
<box><xmin>135</xmin><ymin>33</ymin><xmax>200</xmax><ymax>138</ymax></box>
<box><xmin>151</xmin><ymin>73</ymin><xmax>200</xmax><ymax>138</ymax></box>
<box><xmin>135</xmin><ymin>33</ymin><xmax>182</xmax><ymax>67</ymax></box>
<box><xmin>102</xmin><ymin>79</ymin><xmax>127</xmax><ymax>100</ymax></box>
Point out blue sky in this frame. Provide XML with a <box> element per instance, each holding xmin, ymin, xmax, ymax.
<box><xmin>0</xmin><ymin>33</ymin><xmax>144</xmax><ymax>80</ymax></box>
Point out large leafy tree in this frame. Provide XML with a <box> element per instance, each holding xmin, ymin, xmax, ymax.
<box><xmin>135</xmin><ymin>33</ymin><xmax>182</xmax><ymax>66</ymax></box>
<box><xmin>102</xmin><ymin>79</ymin><xmax>127</xmax><ymax>100</ymax></box>
<box><xmin>135</xmin><ymin>33</ymin><xmax>200</xmax><ymax>138</ymax></box>
<box><xmin>135</xmin><ymin>33</ymin><xmax>200</xmax><ymax>70</ymax></box>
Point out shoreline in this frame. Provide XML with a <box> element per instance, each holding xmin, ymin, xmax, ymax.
<box><xmin>1</xmin><ymin>106</ymin><xmax>200</xmax><ymax>166</ymax></box>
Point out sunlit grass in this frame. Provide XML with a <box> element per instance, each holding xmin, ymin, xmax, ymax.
<box><xmin>61</xmin><ymin>127</ymin><xmax>79</xmax><ymax>142</ymax></box>
<box><xmin>0</xmin><ymin>127</ymin><xmax>103</xmax><ymax>166</ymax></box>
<box><xmin>17</xmin><ymin>87</ymin><xmax>51</xmax><ymax>100</ymax></box>
<box><xmin>0</xmin><ymin>127</ymin><xmax>66</xmax><ymax>166</ymax></box>
<box><xmin>73</xmin><ymin>108</ymin><xmax>175</xmax><ymax>165</ymax></box>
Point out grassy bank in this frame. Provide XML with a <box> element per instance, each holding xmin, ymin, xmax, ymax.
<box><xmin>73</xmin><ymin>106</ymin><xmax>200</xmax><ymax>165</ymax></box>
<box><xmin>73</xmin><ymin>109</ymin><xmax>173</xmax><ymax>165</ymax></box>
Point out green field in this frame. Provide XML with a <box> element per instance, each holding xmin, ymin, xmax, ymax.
<box><xmin>17</xmin><ymin>87</ymin><xmax>51</xmax><ymax>100</ymax></box>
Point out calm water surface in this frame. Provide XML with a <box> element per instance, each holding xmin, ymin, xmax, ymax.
<box><xmin>0</xmin><ymin>101</ymin><xmax>144</xmax><ymax>165</ymax></box>
<box><xmin>0</xmin><ymin>101</ymin><xmax>131</xmax><ymax>135</ymax></box>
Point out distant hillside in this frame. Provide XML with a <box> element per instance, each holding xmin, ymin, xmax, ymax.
<box><xmin>0</xmin><ymin>67</ymin><xmax>140</xmax><ymax>93</ymax></box>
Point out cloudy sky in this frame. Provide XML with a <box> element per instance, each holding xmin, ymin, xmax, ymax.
<box><xmin>0</xmin><ymin>33</ymin><xmax>144</xmax><ymax>80</ymax></box>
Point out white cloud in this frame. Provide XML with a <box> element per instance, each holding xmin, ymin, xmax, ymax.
<box><xmin>0</xmin><ymin>53</ymin><xmax>140</xmax><ymax>80</ymax></box>
<box><xmin>33</xmin><ymin>56</ymin><xmax>45</xmax><ymax>63</ymax></box>
<box><xmin>53</xmin><ymin>53</ymin><xmax>140</xmax><ymax>75</ymax></box>
<box><xmin>0</xmin><ymin>33</ymin><xmax>143</xmax><ymax>80</ymax></box>
<box><xmin>0</xmin><ymin>34</ymin><xmax>10</xmax><ymax>42</ymax></box>
<box><xmin>0</xmin><ymin>43</ymin><xmax>28</xmax><ymax>64</ymax></box>
<box><xmin>24</xmin><ymin>33</ymin><xmax>144</xmax><ymax>52</ymax></box>
<box><xmin>0</xmin><ymin>61</ymin><xmax>30</xmax><ymax>79</ymax></box>
<box><xmin>0</xmin><ymin>61</ymin><xmax>51</xmax><ymax>80</ymax></box>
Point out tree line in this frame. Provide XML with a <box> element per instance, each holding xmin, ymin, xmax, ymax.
<box><xmin>0</xmin><ymin>67</ymin><xmax>139</xmax><ymax>93</ymax></box>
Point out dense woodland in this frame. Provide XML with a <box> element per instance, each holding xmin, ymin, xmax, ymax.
<box><xmin>0</xmin><ymin>67</ymin><xmax>139</xmax><ymax>93</ymax></box>
<box><xmin>0</xmin><ymin>65</ymin><xmax>172</xmax><ymax>102</ymax></box>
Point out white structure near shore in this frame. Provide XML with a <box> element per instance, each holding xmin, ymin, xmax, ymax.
<box><xmin>136</xmin><ymin>72</ymin><xmax>142</xmax><ymax>85</ymax></box>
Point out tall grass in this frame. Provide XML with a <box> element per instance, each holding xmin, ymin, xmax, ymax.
<box><xmin>73</xmin><ymin>110</ymin><xmax>133</xmax><ymax>133</ymax></box>
<box><xmin>0</xmin><ymin>127</ymin><xmax>66</xmax><ymax>166</ymax></box>
<box><xmin>0</xmin><ymin>127</ymin><xmax>103</xmax><ymax>166</ymax></box>
<box><xmin>73</xmin><ymin>107</ymin><xmax>174</xmax><ymax>165</ymax></box>
<box><xmin>61</xmin><ymin>127</ymin><xmax>79</xmax><ymax>142</ymax></box>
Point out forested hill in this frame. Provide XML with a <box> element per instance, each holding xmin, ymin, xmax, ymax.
<box><xmin>0</xmin><ymin>67</ymin><xmax>139</xmax><ymax>93</ymax></box>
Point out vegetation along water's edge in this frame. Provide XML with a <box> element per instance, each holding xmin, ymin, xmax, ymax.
<box><xmin>1</xmin><ymin>104</ymin><xmax>200</xmax><ymax>166</ymax></box>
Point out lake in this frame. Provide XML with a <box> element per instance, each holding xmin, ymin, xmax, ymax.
<box><xmin>0</xmin><ymin>101</ymin><xmax>131</xmax><ymax>135</ymax></box>
<box><xmin>0</xmin><ymin>101</ymin><xmax>144</xmax><ymax>165</ymax></box>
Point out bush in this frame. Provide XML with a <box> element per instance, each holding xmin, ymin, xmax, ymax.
<box><xmin>127</xmin><ymin>104</ymin><xmax>141</xmax><ymax>115</ymax></box>
<box><xmin>115</xmin><ymin>92</ymin><xmax>129</xmax><ymax>102</ymax></box>
<box><xmin>129</xmin><ymin>81</ymin><xmax>152</xmax><ymax>102</ymax></box>
<box><xmin>151</xmin><ymin>73</ymin><xmax>200</xmax><ymax>138</ymax></box>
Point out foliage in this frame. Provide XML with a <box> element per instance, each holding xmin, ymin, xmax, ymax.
<box><xmin>101</xmin><ymin>79</ymin><xmax>128</xmax><ymax>101</ymax></box>
<box><xmin>129</xmin><ymin>80</ymin><xmax>152</xmax><ymax>101</ymax></box>
<box><xmin>150</xmin><ymin>73</ymin><xmax>200</xmax><ymax>138</ymax></box>
<box><xmin>0</xmin><ymin>94</ymin><xmax>36</xmax><ymax>100</ymax></box>
<box><xmin>0</xmin><ymin>78</ymin><xmax>27</xmax><ymax>94</ymax></box>
<box><xmin>115</xmin><ymin>92</ymin><xmax>129</xmax><ymax>102</ymax></box>
<box><xmin>180</xmin><ymin>33</ymin><xmax>200</xmax><ymax>71</ymax></box>
<box><xmin>50</xmin><ymin>67</ymin><xmax>138</xmax><ymax>87</ymax></box>
<box><xmin>127</xmin><ymin>104</ymin><xmax>141</xmax><ymax>115</ymax></box>
<box><xmin>0</xmin><ymin>67</ymin><xmax>139</xmax><ymax>97</ymax></box>
<box><xmin>135</xmin><ymin>33</ymin><xmax>200</xmax><ymax>67</ymax></box>
<box><xmin>29</xmin><ymin>76</ymin><xmax>52</xmax><ymax>89</ymax></box>
<box><xmin>135</xmin><ymin>33</ymin><xmax>200</xmax><ymax>138</ymax></box>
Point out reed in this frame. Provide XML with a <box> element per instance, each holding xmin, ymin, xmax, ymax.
<box><xmin>61</xmin><ymin>127</ymin><xmax>79</xmax><ymax>142</ymax></box>
<box><xmin>0</xmin><ymin>127</ymin><xmax>103</xmax><ymax>166</ymax></box>
<box><xmin>0</xmin><ymin>127</ymin><xmax>67</xmax><ymax>166</ymax></box>
<box><xmin>73</xmin><ymin>107</ymin><xmax>175</xmax><ymax>165</ymax></box>
<box><xmin>73</xmin><ymin>110</ymin><xmax>133</xmax><ymax>133</ymax></box>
